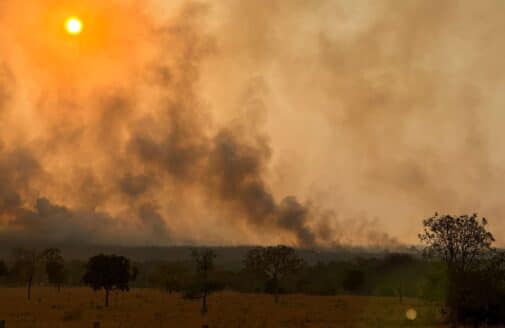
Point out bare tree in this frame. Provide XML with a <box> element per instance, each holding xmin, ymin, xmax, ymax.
<box><xmin>11</xmin><ymin>248</ymin><xmax>38</xmax><ymax>300</ymax></box>
<box><xmin>245</xmin><ymin>245</ymin><xmax>304</xmax><ymax>303</ymax></box>
<box><xmin>191</xmin><ymin>249</ymin><xmax>216</xmax><ymax>314</ymax></box>
<box><xmin>419</xmin><ymin>213</ymin><xmax>495</xmax><ymax>273</ymax></box>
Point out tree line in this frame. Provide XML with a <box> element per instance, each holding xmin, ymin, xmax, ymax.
<box><xmin>0</xmin><ymin>245</ymin><xmax>306</xmax><ymax>311</ymax></box>
<box><xmin>0</xmin><ymin>213</ymin><xmax>504</xmax><ymax>325</ymax></box>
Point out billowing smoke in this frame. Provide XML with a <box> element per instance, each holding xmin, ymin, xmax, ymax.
<box><xmin>0</xmin><ymin>0</ymin><xmax>504</xmax><ymax>247</ymax></box>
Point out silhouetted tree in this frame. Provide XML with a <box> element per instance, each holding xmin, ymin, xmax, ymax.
<box><xmin>419</xmin><ymin>213</ymin><xmax>494</xmax><ymax>273</ymax></box>
<box><xmin>245</xmin><ymin>245</ymin><xmax>304</xmax><ymax>303</ymax></box>
<box><xmin>82</xmin><ymin>254</ymin><xmax>135</xmax><ymax>307</ymax></box>
<box><xmin>444</xmin><ymin>251</ymin><xmax>505</xmax><ymax>326</ymax></box>
<box><xmin>191</xmin><ymin>249</ymin><xmax>217</xmax><ymax>314</ymax></box>
<box><xmin>419</xmin><ymin>213</ymin><xmax>499</xmax><ymax>324</ymax></box>
<box><xmin>11</xmin><ymin>248</ymin><xmax>38</xmax><ymax>300</ymax></box>
<box><xmin>41</xmin><ymin>248</ymin><xmax>65</xmax><ymax>292</ymax></box>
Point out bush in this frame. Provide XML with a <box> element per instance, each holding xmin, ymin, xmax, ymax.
<box><xmin>448</xmin><ymin>269</ymin><xmax>505</xmax><ymax>325</ymax></box>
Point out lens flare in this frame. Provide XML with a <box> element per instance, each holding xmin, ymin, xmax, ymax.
<box><xmin>65</xmin><ymin>17</ymin><xmax>83</xmax><ymax>35</ymax></box>
<box><xmin>406</xmin><ymin>308</ymin><xmax>417</xmax><ymax>321</ymax></box>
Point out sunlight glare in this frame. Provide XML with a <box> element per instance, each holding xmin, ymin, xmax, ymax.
<box><xmin>65</xmin><ymin>17</ymin><xmax>83</xmax><ymax>35</ymax></box>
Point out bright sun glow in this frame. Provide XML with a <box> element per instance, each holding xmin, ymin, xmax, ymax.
<box><xmin>65</xmin><ymin>17</ymin><xmax>83</xmax><ymax>35</ymax></box>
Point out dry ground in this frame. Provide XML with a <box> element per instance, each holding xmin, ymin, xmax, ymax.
<box><xmin>0</xmin><ymin>288</ymin><xmax>444</xmax><ymax>327</ymax></box>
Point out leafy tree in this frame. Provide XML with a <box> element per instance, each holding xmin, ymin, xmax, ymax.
<box><xmin>419</xmin><ymin>213</ymin><xmax>499</xmax><ymax>324</ymax></box>
<box><xmin>11</xmin><ymin>248</ymin><xmax>38</xmax><ymax>300</ymax></box>
<box><xmin>419</xmin><ymin>213</ymin><xmax>494</xmax><ymax>273</ymax></box>
<box><xmin>40</xmin><ymin>248</ymin><xmax>65</xmax><ymax>292</ymax></box>
<box><xmin>191</xmin><ymin>249</ymin><xmax>218</xmax><ymax>314</ymax></box>
<box><xmin>82</xmin><ymin>254</ymin><xmax>135</xmax><ymax>307</ymax></box>
<box><xmin>245</xmin><ymin>245</ymin><xmax>304</xmax><ymax>303</ymax></box>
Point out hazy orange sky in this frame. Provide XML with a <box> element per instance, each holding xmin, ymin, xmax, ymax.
<box><xmin>0</xmin><ymin>0</ymin><xmax>504</xmax><ymax>247</ymax></box>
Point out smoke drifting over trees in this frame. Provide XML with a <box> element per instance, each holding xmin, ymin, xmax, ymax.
<box><xmin>0</xmin><ymin>0</ymin><xmax>504</xmax><ymax>247</ymax></box>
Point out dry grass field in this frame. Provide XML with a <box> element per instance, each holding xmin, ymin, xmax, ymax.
<box><xmin>0</xmin><ymin>288</ymin><xmax>445</xmax><ymax>327</ymax></box>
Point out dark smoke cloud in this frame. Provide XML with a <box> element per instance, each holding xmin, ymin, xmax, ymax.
<box><xmin>6</xmin><ymin>198</ymin><xmax>170</xmax><ymax>245</ymax></box>
<box><xmin>119</xmin><ymin>173</ymin><xmax>156</xmax><ymax>197</ymax></box>
<box><xmin>0</xmin><ymin>0</ymin><xmax>328</xmax><ymax>247</ymax></box>
<box><xmin>126</xmin><ymin>57</ymin><xmax>320</xmax><ymax>246</ymax></box>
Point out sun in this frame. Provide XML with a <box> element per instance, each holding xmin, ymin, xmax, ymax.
<box><xmin>65</xmin><ymin>17</ymin><xmax>83</xmax><ymax>35</ymax></box>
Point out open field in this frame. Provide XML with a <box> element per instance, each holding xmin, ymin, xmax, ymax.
<box><xmin>0</xmin><ymin>288</ymin><xmax>445</xmax><ymax>327</ymax></box>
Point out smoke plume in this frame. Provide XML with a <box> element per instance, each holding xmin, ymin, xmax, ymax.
<box><xmin>0</xmin><ymin>0</ymin><xmax>504</xmax><ymax>247</ymax></box>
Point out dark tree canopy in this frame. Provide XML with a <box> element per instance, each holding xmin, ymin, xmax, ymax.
<box><xmin>192</xmin><ymin>249</ymin><xmax>216</xmax><ymax>276</ymax></box>
<box><xmin>245</xmin><ymin>245</ymin><xmax>304</xmax><ymax>279</ymax></box>
<box><xmin>419</xmin><ymin>213</ymin><xmax>494</xmax><ymax>272</ymax></box>
<box><xmin>245</xmin><ymin>245</ymin><xmax>304</xmax><ymax>303</ymax></box>
<box><xmin>41</xmin><ymin>248</ymin><xmax>63</xmax><ymax>262</ymax></box>
<box><xmin>419</xmin><ymin>213</ymin><xmax>503</xmax><ymax>325</ymax></box>
<box><xmin>82</xmin><ymin>254</ymin><xmax>134</xmax><ymax>307</ymax></box>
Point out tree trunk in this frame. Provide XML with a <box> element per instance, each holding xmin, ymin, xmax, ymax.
<box><xmin>27</xmin><ymin>278</ymin><xmax>32</xmax><ymax>300</ymax></box>
<box><xmin>105</xmin><ymin>289</ymin><xmax>110</xmax><ymax>307</ymax></box>
<box><xmin>274</xmin><ymin>276</ymin><xmax>279</xmax><ymax>304</ymax></box>
<box><xmin>201</xmin><ymin>291</ymin><xmax>207</xmax><ymax>314</ymax></box>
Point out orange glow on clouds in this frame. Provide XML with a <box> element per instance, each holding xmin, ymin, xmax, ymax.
<box><xmin>0</xmin><ymin>0</ymin><xmax>155</xmax><ymax>93</ymax></box>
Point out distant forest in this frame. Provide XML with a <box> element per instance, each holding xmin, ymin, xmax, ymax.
<box><xmin>0</xmin><ymin>244</ymin><xmax>439</xmax><ymax>300</ymax></box>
